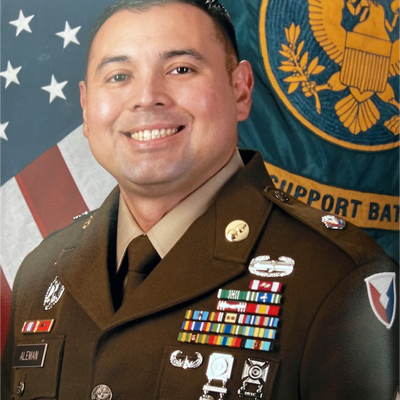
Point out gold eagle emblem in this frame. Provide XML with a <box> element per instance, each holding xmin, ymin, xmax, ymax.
<box><xmin>280</xmin><ymin>0</ymin><xmax>399</xmax><ymax>135</ymax></box>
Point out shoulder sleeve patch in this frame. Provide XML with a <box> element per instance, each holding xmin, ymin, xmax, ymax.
<box><xmin>263</xmin><ymin>186</ymin><xmax>385</xmax><ymax>265</ymax></box>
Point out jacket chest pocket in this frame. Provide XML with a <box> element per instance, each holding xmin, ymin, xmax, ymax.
<box><xmin>154</xmin><ymin>344</ymin><xmax>279</xmax><ymax>400</ymax></box>
<box><xmin>12</xmin><ymin>335</ymin><xmax>65</xmax><ymax>399</ymax></box>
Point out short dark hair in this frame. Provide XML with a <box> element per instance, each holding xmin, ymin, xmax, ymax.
<box><xmin>85</xmin><ymin>0</ymin><xmax>240</xmax><ymax>76</ymax></box>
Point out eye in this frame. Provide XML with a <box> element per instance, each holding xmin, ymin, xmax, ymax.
<box><xmin>110</xmin><ymin>74</ymin><xmax>129</xmax><ymax>82</ymax></box>
<box><xmin>170</xmin><ymin>66</ymin><xmax>192</xmax><ymax>75</ymax></box>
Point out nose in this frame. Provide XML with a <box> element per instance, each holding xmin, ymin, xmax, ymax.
<box><xmin>130</xmin><ymin>72</ymin><xmax>171</xmax><ymax>110</ymax></box>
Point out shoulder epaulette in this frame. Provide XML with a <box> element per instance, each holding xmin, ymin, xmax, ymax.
<box><xmin>44</xmin><ymin>210</ymin><xmax>97</xmax><ymax>241</ymax></box>
<box><xmin>263</xmin><ymin>186</ymin><xmax>385</xmax><ymax>265</ymax></box>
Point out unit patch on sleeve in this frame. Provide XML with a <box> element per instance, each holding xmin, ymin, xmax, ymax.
<box><xmin>365</xmin><ymin>272</ymin><xmax>396</xmax><ymax>329</ymax></box>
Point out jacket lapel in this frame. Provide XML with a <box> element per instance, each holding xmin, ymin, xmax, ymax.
<box><xmin>109</xmin><ymin>151</ymin><xmax>274</xmax><ymax>329</ymax></box>
<box><xmin>57</xmin><ymin>188</ymin><xmax>120</xmax><ymax>330</ymax></box>
<box><xmin>56</xmin><ymin>151</ymin><xmax>274</xmax><ymax>331</ymax></box>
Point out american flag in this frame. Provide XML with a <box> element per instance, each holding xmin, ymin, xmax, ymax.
<box><xmin>0</xmin><ymin>0</ymin><xmax>117</xmax><ymax>352</ymax></box>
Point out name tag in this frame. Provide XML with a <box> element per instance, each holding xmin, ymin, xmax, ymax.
<box><xmin>13</xmin><ymin>344</ymin><xmax>48</xmax><ymax>368</ymax></box>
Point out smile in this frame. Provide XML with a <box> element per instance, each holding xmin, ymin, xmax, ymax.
<box><xmin>128</xmin><ymin>126</ymin><xmax>183</xmax><ymax>141</ymax></box>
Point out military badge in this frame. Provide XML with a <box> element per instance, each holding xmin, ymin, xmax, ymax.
<box><xmin>169</xmin><ymin>350</ymin><xmax>203</xmax><ymax>369</ymax></box>
<box><xmin>365</xmin><ymin>272</ymin><xmax>396</xmax><ymax>329</ymax></box>
<box><xmin>249</xmin><ymin>256</ymin><xmax>295</xmax><ymax>278</ymax></box>
<box><xmin>238</xmin><ymin>359</ymin><xmax>270</xmax><ymax>399</ymax></box>
<box><xmin>259</xmin><ymin>0</ymin><xmax>399</xmax><ymax>151</ymax></box>
<box><xmin>200</xmin><ymin>353</ymin><xmax>234</xmax><ymax>400</ymax></box>
<box><xmin>43</xmin><ymin>276</ymin><xmax>65</xmax><ymax>310</ymax></box>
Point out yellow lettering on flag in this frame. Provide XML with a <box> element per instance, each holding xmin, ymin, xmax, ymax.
<box><xmin>266</xmin><ymin>163</ymin><xmax>399</xmax><ymax>231</ymax></box>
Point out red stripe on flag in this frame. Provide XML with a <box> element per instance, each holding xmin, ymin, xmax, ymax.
<box><xmin>15</xmin><ymin>145</ymin><xmax>88</xmax><ymax>238</ymax></box>
<box><xmin>1</xmin><ymin>267</ymin><xmax>12</xmax><ymax>353</ymax></box>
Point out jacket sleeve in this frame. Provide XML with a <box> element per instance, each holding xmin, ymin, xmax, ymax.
<box><xmin>299</xmin><ymin>255</ymin><xmax>399</xmax><ymax>400</ymax></box>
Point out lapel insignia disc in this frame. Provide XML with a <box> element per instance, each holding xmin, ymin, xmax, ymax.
<box><xmin>200</xmin><ymin>353</ymin><xmax>234</xmax><ymax>400</ymax></box>
<box><xmin>43</xmin><ymin>276</ymin><xmax>65</xmax><ymax>311</ymax></box>
<box><xmin>249</xmin><ymin>256</ymin><xmax>294</xmax><ymax>278</ymax></box>
<box><xmin>225</xmin><ymin>220</ymin><xmax>249</xmax><ymax>242</ymax></box>
<box><xmin>322</xmin><ymin>215</ymin><xmax>346</xmax><ymax>230</ymax></box>
<box><xmin>365</xmin><ymin>272</ymin><xmax>396</xmax><ymax>329</ymax></box>
<box><xmin>170</xmin><ymin>350</ymin><xmax>203</xmax><ymax>369</ymax></box>
<box><xmin>238</xmin><ymin>359</ymin><xmax>270</xmax><ymax>399</ymax></box>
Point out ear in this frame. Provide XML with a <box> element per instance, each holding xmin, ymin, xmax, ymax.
<box><xmin>232</xmin><ymin>60</ymin><xmax>254</xmax><ymax>122</ymax></box>
<box><xmin>79</xmin><ymin>81</ymin><xmax>89</xmax><ymax>138</ymax></box>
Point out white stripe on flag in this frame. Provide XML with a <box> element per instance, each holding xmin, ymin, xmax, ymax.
<box><xmin>0</xmin><ymin>177</ymin><xmax>43</xmax><ymax>288</ymax></box>
<box><xmin>58</xmin><ymin>125</ymin><xmax>116</xmax><ymax>211</ymax></box>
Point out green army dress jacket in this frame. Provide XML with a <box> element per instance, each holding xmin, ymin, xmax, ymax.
<box><xmin>2</xmin><ymin>150</ymin><xmax>398</xmax><ymax>400</ymax></box>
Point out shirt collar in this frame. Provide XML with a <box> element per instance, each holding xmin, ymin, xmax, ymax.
<box><xmin>116</xmin><ymin>149</ymin><xmax>244</xmax><ymax>269</ymax></box>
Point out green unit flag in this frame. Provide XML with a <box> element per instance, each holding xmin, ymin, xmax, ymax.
<box><xmin>223</xmin><ymin>0</ymin><xmax>399</xmax><ymax>261</ymax></box>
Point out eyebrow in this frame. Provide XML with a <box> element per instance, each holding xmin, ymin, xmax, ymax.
<box><xmin>163</xmin><ymin>49</ymin><xmax>206</xmax><ymax>63</ymax></box>
<box><xmin>95</xmin><ymin>55</ymin><xmax>132</xmax><ymax>74</ymax></box>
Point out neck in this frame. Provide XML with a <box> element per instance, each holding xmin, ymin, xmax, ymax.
<box><xmin>119</xmin><ymin>185</ymin><xmax>196</xmax><ymax>232</ymax></box>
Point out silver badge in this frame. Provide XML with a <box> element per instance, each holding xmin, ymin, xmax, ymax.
<box><xmin>238</xmin><ymin>359</ymin><xmax>270</xmax><ymax>399</ymax></box>
<box><xmin>170</xmin><ymin>350</ymin><xmax>203</xmax><ymax>369</ymax></box>
<box><xmin>322</xmin><ymin>215</ymin><xmax>346</xmax><ymax>230</ymax></box>
<box><xmin>91</xmin><ymin>384</ymin><xmax>112</xmax><ymax>400</ymax></box>
<box><xmin>43</xmin><ymin>276</ymin><xmax>65</xmax><ymax>311</ymax></box>
<box><xmin>225</xmin><ymin>220</ymin><xmax>249</xmax><ymax>242</ymax></box>
<box><xmin>249</xmin><ymin>256</ymin><xmax>294</xmax><ymax>278</ymax></box>
<box><xmin>200</xmin><ymin>353</ymin><xmax>234</xmax><ymax>400</ymax></box>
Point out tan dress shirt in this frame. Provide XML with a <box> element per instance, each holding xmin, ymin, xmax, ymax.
<box><xmin>116</xmin><ymin>149</ymin><xmax>244</xmax><ymax>269</ymax></box>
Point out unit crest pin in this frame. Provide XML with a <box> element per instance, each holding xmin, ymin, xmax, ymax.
<box><xmin>43</xmin><ymin>276</ymin><xmax>65</xmax><ymax>311</ymax></box>
<box><xmin>321</xmin><ymin>215</ymin><xmax>346</xmax><ymax>230</ymax></box>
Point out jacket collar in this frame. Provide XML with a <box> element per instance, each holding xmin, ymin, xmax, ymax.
<box><xmin>57</xmin><ymin>150</ymin><xmax>274</xmax><ymax>331</ymax></box>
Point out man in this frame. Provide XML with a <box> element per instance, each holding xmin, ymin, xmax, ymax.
<box><xmin>2</xmin><ymin>0</ymin><xmax>398</xmax><ymax>399</ymax></box>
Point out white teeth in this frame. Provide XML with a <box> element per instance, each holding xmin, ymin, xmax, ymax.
<box><xmin>130</xmin><ymin>127</ymin><xmax>179</xmax><ymax>141</ymax></box>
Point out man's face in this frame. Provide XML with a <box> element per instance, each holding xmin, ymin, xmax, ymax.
<box><xmin>80</xmin><ymin>3</ymin><xmax>253</xmax><ymax>198</ymax></box>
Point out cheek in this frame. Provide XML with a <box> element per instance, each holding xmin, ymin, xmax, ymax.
<box><xmin>87</xmin><ymin>92</ymin><xmax>120</xmax><ymax>127</ymax></box>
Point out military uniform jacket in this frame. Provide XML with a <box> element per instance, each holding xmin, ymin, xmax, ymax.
<box><xmin>2</xmin><ymin>150</ymin><xmax>399</xmax><ymax>400</ymax></box>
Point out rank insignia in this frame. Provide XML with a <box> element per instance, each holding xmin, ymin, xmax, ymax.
<box><xmin>22</xmin><ymin>319</ymin><xmax>54</xmax><ymax>334</ymax></box>
<box><xmin>238</xmin><ymin>359</ymin><xmax>270</xmax><ymax>399</ymax></box>
<box><xmin>365</xmin><ymin>272</ymin><xmax>396</xmax><ymax>329</ymax></box>
<box><xmin>170</xmin><ymin>350</ymin><xmax>203</xmax><ymax>369</ymax></box>
<box><xmin>249</xmin><ymin>256</ymin><xmax>294</xmax><ymax>278</ymax></box>
<box><xmin>43</xmin><ymin>276</ymin><xmax>65</xmax><ymax>311</ymax></box>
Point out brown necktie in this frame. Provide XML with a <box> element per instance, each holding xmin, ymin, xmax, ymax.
<box><xmin>113</xmin><ymin>235</ymin><xmax>160</xmax><ymax>310</ymax></box>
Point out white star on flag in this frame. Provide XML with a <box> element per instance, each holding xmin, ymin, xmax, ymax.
<box><xmin>1</xmin><ymin>121</ymin><xmax>9</xmax><ymax>141</ymax></box>
<box><xmin>9</xmin><ymin>10</ymin><xmax>34</xmax><ymax>37</ymax></box>
<box><xmin>41</xmin><ymin>75</ymin><xmax>68</xmax><ymax>103</ymax></box>
<box><xmin>0</xmin><ymin>61</ymin><xmax>22</xmax><ymax>88</ymax></box>
<box><xmin>56</xmin><ymin>21</ymin><xmax>81</xmax><ymax>48</ymax></box>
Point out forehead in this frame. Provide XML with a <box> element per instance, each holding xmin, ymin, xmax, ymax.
<box><xmin>89</xmin><ymin>3</ymin><xmax>221</xmax><ymax>61</ymax></box>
